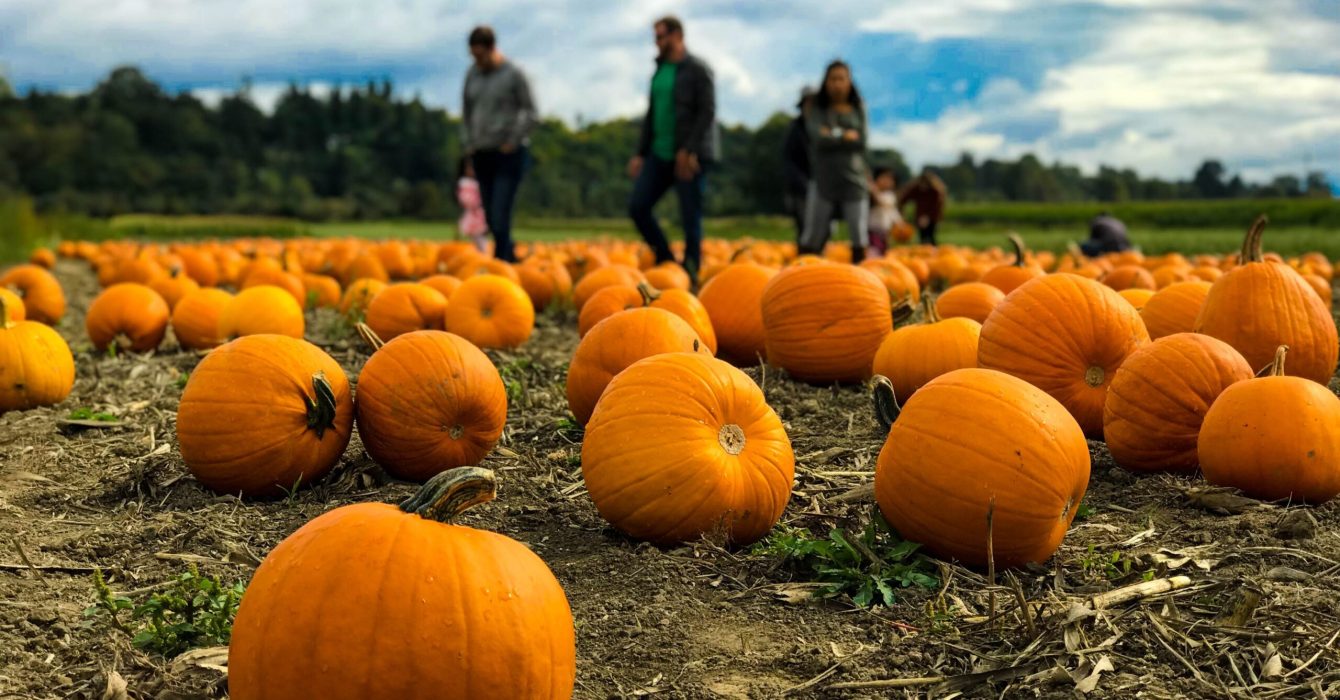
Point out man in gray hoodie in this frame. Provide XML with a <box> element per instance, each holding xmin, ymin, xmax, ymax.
<box><xmin>462</xmin><ymin>26</ymin><xmax>537</xmax><ymax>262</ymax></box>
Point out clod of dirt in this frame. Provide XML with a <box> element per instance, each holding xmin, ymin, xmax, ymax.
<box><xmin>1275</xmin><ymin>510</ymin><xmax>1318</xmax><ymax>540</ymax></box>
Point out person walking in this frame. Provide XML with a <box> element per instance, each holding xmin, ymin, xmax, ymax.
<box><xmin>461</xmin><ymin>25</ymin><xmax>537</xmax><ymax>262</ymax></box>
<box><xmin>781</xmin><ymin>86</ymin><xmax>816</xmax><ymax>243</ymax></box>
<box><xmin>627</xmin><ymin>15</ymin><xmax>719</xmax><ymax>283</ymax></box>
<box><xmin>897</xmin><ymin>169</ymin><xmax>948</xmax><ymax>246</ymax></box>
<box><xmin>799</xmin><ymin>60</ymin><xmax>871</xmax><ymax>264</ymax></box>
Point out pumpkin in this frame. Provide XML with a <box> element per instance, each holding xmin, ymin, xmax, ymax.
<box><xmin>859</xmin><ymin>259</ymin><xmax>921</xmax><ymax>303</ymax></box>
<box><xmin>301</xmin><ymin>273</ymin><xmax>342</xmax><ymax>309</ymax></box>
<box><xmin>1103</xmin><ymin>333</ymin><xmax>1253</xmax><ymax>473</ymax></box>
<box><xmin>177</xmin><ymin>334</ymin><xmax>353</xmax><ymax>497</ymax></box>
<box><xmin>339</xmin><ymin>278</ymin><xmax>387</xmax><ymax>317</ymax></box>
<box><xmin>29</xmin><ymin>247</ymin><xmax>56</xmax><ymax>269</ymax></box>
<box><xmin>0</xmin><ymin>265</ymin><xmax>66</xmax><ymax>324</ymax></box>
<box><xmin>978</xmin><ymin>273</ymin><xmax>1149</xmax><ymax>437</ymax></box>
<box><xmin>1102</xmin><ymin>265</ymin><xmax>1156</xmax><ymax>291</ymax></box>
<box><xmin>1304</xmin><ymin>273</ymin><xmax>1332</xmax><ymax>309</ymax></box>
<box><xmin>935</xmin><ymin>282</ymin><xmax>1005</xmax><ymax>324</ymax></box>
<box><xmin>572</xmin><ymin>264</ymin><xmax>645</xmax><ymax>311</ymax></box>
<box><xmin>577</xmin><ymin>285</ymin><xmax>643</xmax><ymax>337</ymax></box>
<box><xmin>444</xmin><ymin>275</ymin><xmax>535</xmax><ymax>350</ymax></box>
<box><xmin>1199</xmin><ymin>346</ymin><xmax>1340</xmax><ymax>503</ymax></box>
<box><xmin>1118</xmin><ymin>288</ymin><xmax>1155</xmax><ymax>310</ymax></box>
<box><xmin>639</xmin><ymin>282</ymin><xmax>717</xmax><ymax>354</ymax></box>
<box><xmin>148</xmin><ymin>269</ymin><xmax>200</xmax><ymax>311</ymax></box>
<box><xmin>644</xmin><ymin>263</ymin><xmax>692</xmax><ymax>291</ymax></box>
<box><xmin>697</xmin><ymin>262</ymin><xmax>777</xmax><ymax>366</ymax></box>
<box><xmin>873</xmin><ymin>370</ymin><xmax>1090</xmax><ymax>568</ymax></box>
<box><xmin>0</xmin><ymin>293</ymin><xmax>75</xmax><ymax>413</ymax></box>
<box><xmin>171</xmin><ymin>288</ymin><xmax>234</xmax><ymax>350</ymax></box>
<box><xmin>761</xmin><ymin>263</ymin><xmax>890</xmax><ymax>384</ymax></box>
<box><xmin>516</xmin><ymin>260</ymin><xmax>573</xmax><ymax>312</ymax></box>
<box><xmin>355</xmin><ymin>327</ymin><xmax>507</xmax><ymax>482</ymax></box>
<box><xmin>86</xmin><ymin>283</ymin><xmax>171</xmax><ymax>353</ymax></box>
<box><xmin>111</xmin><ymin>257</ymin><xmax>165</xmax><ymax>286</ymax></box>
<box><xmin>219</xmin><ymin>285</ymin><xmax>305</xmax><ymax>339</ymax></box>
<box><xmin>177</xmin><ymin>248</ymin><xmax>220</xmax><ymax>287</ymax></box>
<box><xmin>420</xmin><ymin>274</ymin><xmax>464</xmax><ymax>302</ymax></box>
<box><xmin>343</xmin><ymin>252</ymin><xmax>390</xmax><ymax>284</ymax></box>
<box><xmin>566</xmin><ymin>307</ymin><xmax>704</xmax><ymax>425</ymax></box>
<box><xmin>243</xmin><ymin>267</ymin><xmax>306</xmax><ymax>306</ymax></box>
<box><xmin>582</xmin><ymin>352</ymin><xmax>794</xmax><ymax>545</ymax></box>
<box><xmin>871</xmin><ymin>297</ymin><xmax>981</xmax><ymax>400</ymax></box>
<box><xmin>0</xmin><ymin>288</ymin><xmax>24</xmax><ymax>322</ymax></box>
<box><xmin>979</xmin><ymin>234</ymin><xmax>1045</xmax><ymax>294</ymax></box>
<box><xmin>365</xmin><ymin>283</ymin><xmax>448</xmax><ymax>342</ymax></box>
<box><xmin>1139</xmin><ymin>280</ymin><xmax>1211</xmax><ymax>340</ymax></box>
<box><xmin>1195</xmin><ymin>217</ymin><xmax>1338</xmax><ymax>384</ymax></box>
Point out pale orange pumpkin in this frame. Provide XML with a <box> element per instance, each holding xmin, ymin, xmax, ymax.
<box><xmin>219</xmin><ymin>285</ymin><xmax>305</xmax><ymax>339</ymax></box>
<box><xmin>443</xmin><ymin>275</ymin><xmax>535</xmax><ymax>350</ymax></box>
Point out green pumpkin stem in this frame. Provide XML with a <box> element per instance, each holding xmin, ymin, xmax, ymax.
<box><xmin>636</xmin><ymin>281</ymin><xmax>661</xmax><ymax>306</ymax></box>
<box><xmin>1241</xmin><ymin>215</ymin><xmax>1268</xmax><ymax>264</ymax></box>
<box><xmin>871</xmin><ymin>375</ymin><xmax>901</xmax><ymax>432</ymax></box>
<box><xmin>355</xmin><ymin>322</ymin><xmax>385</xmax><ymax>352</ymax></box>
<box><xmin>303</xmin><ymin>371</ymin><xmax>339</xmax><ymax>439</ymax></box>
<box><xmin>1007</xmin><ymin>232</ymin><xmax>1028</xmax><ymax>268</ymax></box>
<box><xmin>399</xmin><ymin>467</ymin><xmax>498</xmax><ymax>523</ymax></box>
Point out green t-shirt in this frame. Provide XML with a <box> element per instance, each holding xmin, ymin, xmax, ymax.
<box><xmin>650</xmin><ymin>62</ymin><xmax>678</xmax><ymax>161</ymax></box>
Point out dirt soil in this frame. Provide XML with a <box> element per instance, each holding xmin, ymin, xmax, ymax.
<box><xmin>3</xmin><ymin>260</ymin><xmax>1340</xmax><ymax>699</ymax></box>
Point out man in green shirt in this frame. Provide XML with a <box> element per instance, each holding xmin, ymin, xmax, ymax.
<box><xmin>628</xmin><ymin>15</ymin><xmax>719</xmax><ymax>283</ymax></box>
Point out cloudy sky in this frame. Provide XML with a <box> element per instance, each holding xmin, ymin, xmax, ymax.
<box><xmin>3</xmin><ymin>0</ymin><xmax>1338</xmax><ymax>184</ymax></box>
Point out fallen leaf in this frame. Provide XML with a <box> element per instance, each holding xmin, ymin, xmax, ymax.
<box><xmin>1261</xmin><ymin>653</ymin><xmax>1283</xmax><ymax>680</ymax></box>
<box><xmin>1119</xmin><ymin>526</ymin><xmax>1157</xmax><ymax>547</ymax></box>
<box><xmin>1184</xmin><ymin>487</ymin><xmax>1266</xmax><ymax>515</ymax></box>
<box><xmin>766</xmin><ymin>583</ymin><xmax>826</xmax><ymax>604</ymax></box>
<box><xmin>1073</xmin><ymin>656</ymin><xmax>1114</xmax><ymax>694</ymax></box>
<box><xmin>100</xmin><ymin>670</ymin><xmax>128</xmax><ymax>700</ymax></box>
<box><xmin>170</xmin><ymin>646</ymin><xmax>229</xmax><ymax>675</ymax></box>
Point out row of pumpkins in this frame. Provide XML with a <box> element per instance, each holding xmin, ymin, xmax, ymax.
<box><xmin>1</xmin><ymin>216</ymin><xmax>1337</xmax><ymax>698</ymax></box>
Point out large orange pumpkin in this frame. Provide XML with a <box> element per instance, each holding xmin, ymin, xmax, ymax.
<box><xmin>697</xmin><ymin>262</ymin><xmax>776</xmax><ymax>366</ymax></box>
<box><xmin>566</xmin><ymin>308</ymin><xmax>704</xmax><ymax>425</ymax></box>
<box><xmin>339</xmin><ymin>278</ymin><xmax>387</xmax><ymax>317</ymax></box>
<box><xmin>516</xmin><ymin>260</ymin><xmax>573</xmax><ymax>312</ymax></box>
<box><xmin>1195</xmin><ymin>217</ymin><xmax>1338</xmax><ymax>383</ymax></box>
<box><xmin>219</xmin><ymin>285</ymin><xmax>305</xmax><ymax>339</ymax></box>
<box><xmin>228</xmin><ymin>467</ymin><xmax>575</xmax><ymax>699</ymax></box>
<box><xmin>1199</xmin><ymin>346</ymin><xmax>1340</xmax><ymax>503</ymax></box>
<box><xmin>1102</xmin><ymin>265</ymin><xmax>1156</xmax><ymax>291</ymax></box>
<box><xmin>935</xmin><ymin>282</ymin><xmax>1005</xmax><ymax>324</ymax></box>
<box><xmin>640</xmin><ymin>282</ymin><xmax>717</xmax><ymax>354</ymax></box>
<box><xmin>761</xmin><ymin>263</ymin><xmax>890</xmax><ymax>384</ymax></box>
<box><xmin>582</xmin><ymin>352</ymin><xmax>794</xmax><ymax>545</ymax></box>
<box><xmin>177</xmin><ymin>335</ymin><xmax>353</xmax><ymax>497</ymax></box>
<box><xmin>300</xmin><ymin>273</ymin><xmax>342</xmax><ymax>309</ymax></box>
<box><xmin>355</xmin><ymin>329</ymin><xmax>507</xmax><ymax>482</ymax></box>
<box><xmin>979</xmin><ymin>234</ymin><xmax>1045</xmax><ymax>294</ymax></box>
<box><xmin>365</xmin><ymin>283</ymin><xmax>448</xmax><ymax>341</ymax></box>
<box><xmin>0</xmin><ymin>288</ymin><xmax>24</xmax><ymax>322</ymax></box>
<box><xmin>148</xmin><ymin>269</ymin><xmax>200</xmax><ymax>311</ymax></box>
<box><xmin>577</xmin><ymin>284</ymin><xmax>643</xmax><ymax>337</ymax></box>
<box><xmin>444</xmin><ymin>275</ymin><xmax>535</xmax><ymax>350</ymax></box>
<box><xmin>419</xmin><ymin>274</ymin><xmax>464</xmax><ymax>302</ymax></box>
<box><xmin>86</xmin><ymin>283</ymin><xmax>171</xmax><ymax>353</ymax></box>
<box><xmin>978</xmin><ymin>273</ymin><xmax>1150</xmax><ymax>437</ymax></box>
<box><xmin>871</xmin><ymin>297</ymin><xmax>981</xmax><ymax>400</ymax></box>
<box><xmin>1140</xmin><ymin>280</ymin><xmax>1211</xmax><ymax>340</ymax></box>
<box><xmin>0</xmin><ymin>265</ymin><xmax>66</xmax><ymax>325</ymax></box>
<box><xmin>0</xmin><ymin>293</ymin><xmax>75</xmax><ymax>413</ymax></box>
<box><xmin>874</xmin><ymin>369</ymin><xmax>1090</xmax><ymax>568</ymax></box>
<box><xmin>171</xmin><ymin>288</ymin><xmax>233</xmax><ymax>350</ymax></box>
<box><xmin>572</xmin><ymin>264</ymin><xmax>645</xmax><ymax>311</ymax></box>
<box><xmin>1103</xmin><ymin>333</ymin><xmax>1253</xmax><ymax>473</ymax></box>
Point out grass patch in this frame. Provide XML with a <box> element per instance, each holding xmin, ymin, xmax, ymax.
<box><xmin>84</xmin><ymin>566</ymin><xmax>244</xmax><ymax>657</ymax></box>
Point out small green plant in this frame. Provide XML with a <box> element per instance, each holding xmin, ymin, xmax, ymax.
<box><xmin>1078</xmin><ymin>544</ymin><xmax>1151</xmax><ymax>582</ymax></box>
<box><xmin>84</xmin><ymin>566</ymin><xmax>244</xmax><ymax>657</ymax></box>
<box><xmin>175</xmin><ymin>371</ymin><xmax>190</xmax><ymax>390</ymax></box>
<box><xmin>68</xmin><ymin>407</ymin><xmax>117</xmax><ymax>422</ymax></box>
<box><xmin>753</xmin><ymin>519</ymin><xmax>939</xmax><ymax>608</ymax></box>
<box><xmin>1074</xmin><ymin>502</ymin><xmax>1095</xmax><ymax>521</ymax></box>
<box><xmin>497</xmin><ymin>356</ymin><xmax>533</xmax><ymax>405</ymax></box>
<box><xmin>556</xmin><ymin>415</ymin><xmax>584</xmax><ymax>441</ymax></box>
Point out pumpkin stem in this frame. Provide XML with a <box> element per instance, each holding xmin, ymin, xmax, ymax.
<box><xmin>1240</xmin><ymin>215</ymin><xmax>1268</xmax><ymax>264</ymax></box>
<box><xmin>1259</xmin><ymin>345</ymin><xmax>1289</xmax><ymax>377</ymax></box>
<box><xmin>920</xmin><ymin>294</ymin><xmax>941</xmax><ymax>324</ymax></box>
<box><xmin>1066</xmin><ymin>241</ymin><xmax>1084</xmax><ymax>261</ymax></box>
<box><xmin>0</xmin><ymin>294</ymin><xmax>12</xmax><ymax>328</ymax></box>
<box><xmin>1007</xmin><ymin>233</ymin><xmax>1028</xmax><ymax>268</ymax></box>
<box><xmin>636</xmin><ymin>281</ymin><xmax>661</xmax><ymax>306</ymax></box>
<box><xmin>729</xmin><ymin>245</ymin><xmax>751</xmax><ymax>262</ymax></box>
<box><xmin>355</xmin><ymin>323</ymin><xmax>385</xmax><ymax>352</ymax></box>
<box><xmin>303</xmin><ymin>371</ymin><xmax>339</xmax><ymax>439</ymax></box>
<box><xmin>399</xmin><ymin>466</ymin><xmax>498</xmax><ymax>523</ymax></box>
<box><xmin>891</xmin><ymin>297</ymin><xmax>916</xmax><ymax>327</ymax></box>
<box><xmin>871</xmin><ymin>375</ymin><xmax>901</xmax><ymax>432</ymax></box>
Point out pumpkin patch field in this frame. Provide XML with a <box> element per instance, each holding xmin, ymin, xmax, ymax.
<box><xmin>5</xmin><ymin>227</ymin><xmax>1340</xmax><ymax>699</ymax></box>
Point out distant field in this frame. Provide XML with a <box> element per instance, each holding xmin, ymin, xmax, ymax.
<box><xmin>313</xmin><ymin>218</ymin><xmax>1338</xmax><ymax>258</ymax></box>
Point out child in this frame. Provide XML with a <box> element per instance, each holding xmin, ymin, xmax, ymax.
<box><xmin>456</xmin><ymin>157</ymin><xmax>489</xmax><ymax>253</ymax></box>
<box><xmin>868</xmin><ymin>166</ymin><xmax>903</xmax><ymax>255</ymax></box>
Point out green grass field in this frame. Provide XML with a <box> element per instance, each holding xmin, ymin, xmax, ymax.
<box><xmin>312</xmin><ymin>218</ymin><xmax>1338</xmax><ymax>258</ymax></box>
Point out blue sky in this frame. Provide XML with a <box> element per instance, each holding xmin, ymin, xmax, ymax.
<box><xmin>3</xmin><ymin>0</ymin><xmax>1338</xmax><ymax>187</ymax></box>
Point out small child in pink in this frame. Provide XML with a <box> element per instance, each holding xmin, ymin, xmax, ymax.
<box><xmin>457</xmin><ymin>158</ymin><xmax>489</xmax><ymax>253</ymax></box>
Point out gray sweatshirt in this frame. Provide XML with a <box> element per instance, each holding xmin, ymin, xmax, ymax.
<box><xmin>461</xmin><ymin>60</ymin><xmax>537</xmax><ymax>152</ymax></box>
<box><xmin>806</xmin><ymin>105</ymin><xmax>869</xmax><ymax>202</ymax></box>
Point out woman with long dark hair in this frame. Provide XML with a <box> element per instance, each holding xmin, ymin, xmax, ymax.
<box><xmin>800</xmin><ymin>60</ymin><xmax>870</xmax><ymax>263</ymax></box>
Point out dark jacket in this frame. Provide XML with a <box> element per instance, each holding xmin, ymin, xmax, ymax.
<box><xmin>637</xmin><ymin>52</ymin><xmax>720</xmax><ymax>162</ymax></box>
<box><xmin>898</xmin><ymin>173</ymin><xmax>948</xmax><ymax>222</ymax></box>
<box><xmin>782</xmin><ymin>114</ymin><xmax>810</xmax><ymax>194</ymax></box>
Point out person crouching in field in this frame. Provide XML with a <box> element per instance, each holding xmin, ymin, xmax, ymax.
<box><xmin>799</xmin><ymin>60</ymin><xmax>872</xmax><ymax>264</ymax></box>
<box><xmin>1080</xmin><ymin>212</ymin><xmax>1133</xmax><ymax>256</ymax></box>
<box><xmin>867</xmin><ymin>166</ymin><xmax>904</xmax><ymax>256</ymax></box>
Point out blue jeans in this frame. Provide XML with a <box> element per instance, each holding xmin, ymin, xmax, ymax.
<box><xmin>472</xmin><ymin>147</ymin><xmax>528</xmax><ymax>262</ymax></box>
<box><xmin>628</xmin><ymin>155</ymin><xmax>706</xmax><ymax>280</ymax></box>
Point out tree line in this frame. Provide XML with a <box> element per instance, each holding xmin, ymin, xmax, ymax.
<box><xmin>0</xmin><ymin>67</ymin><xmax>1331</xmax><ymax>222</ymax></box>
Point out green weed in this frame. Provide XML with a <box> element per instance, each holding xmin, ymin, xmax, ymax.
<box><xmin>84</xmin><ymin>566</ymin><xmax>244</xmax><ymax>657</ymax></box>
<box><xmin>67</xmin><ymin>407</ymin><xmax>117</xmax><ymax>422</ymax></box>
